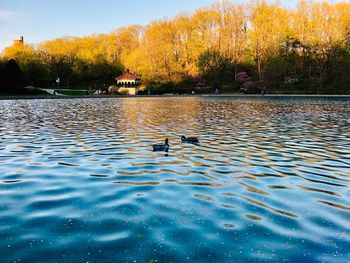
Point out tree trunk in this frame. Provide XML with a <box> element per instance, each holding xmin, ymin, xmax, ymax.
<box><xmin>234</xmin><ymin>64</ymin><xmax>238</xmax><ymax>80</ymax></box>
<box><xmin>318</xmin><ymin>71</ymin><xmax>321</xmax><ymax>94</ymax></box>
<box><xmin>257</xmin><ymin>58</ymin><xmax>262</xmax><ymax>79</ymax></box>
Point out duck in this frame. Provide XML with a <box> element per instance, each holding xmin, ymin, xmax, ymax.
<box><xmin>152</xmin><ymin>138</ymin><xmax>169</xmax><ymax>152</ymax></box>
<box><xmin>181</xmin><ymin>135</ymin><xmax>199</xmax><ymax>144</ymax></box>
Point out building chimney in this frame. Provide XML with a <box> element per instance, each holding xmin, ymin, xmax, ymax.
<box><xmin>20</xmin><ymin>36</ymin><xmax>24</xmax><ymax>44</ymax></box>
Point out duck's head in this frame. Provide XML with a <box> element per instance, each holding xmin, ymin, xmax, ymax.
<box><xmin>181</xmin><ymin>136</ymin><xmax>186</xmax><ymax>141</ymax></box>
<box><xmin>165</xmin><ymin>138</ymin><xmax>169</xmax><ymax>145</ymax></box>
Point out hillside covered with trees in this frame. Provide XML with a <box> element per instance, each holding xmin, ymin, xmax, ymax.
<box><xmin>1</xmin><ymin>0</ymin><xmax>350</xmax><ymax>94</ymax></box>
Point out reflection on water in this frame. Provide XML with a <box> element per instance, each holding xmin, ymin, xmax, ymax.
<box><xmin>0</xmin><ymin>96</ymin><xmax>350</xmax><ymax>262</ymax></box>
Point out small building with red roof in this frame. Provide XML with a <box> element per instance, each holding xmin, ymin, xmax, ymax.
<box><xmin>115</xmin><ymin>73</ymin><xmax>141</xmax><ymax>95</ymax></box>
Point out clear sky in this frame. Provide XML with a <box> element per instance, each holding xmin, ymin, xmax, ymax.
<box><xmin>0</xmin><ymin>0</ymin><xmax>338</xmax><ymax>52</ymax></box>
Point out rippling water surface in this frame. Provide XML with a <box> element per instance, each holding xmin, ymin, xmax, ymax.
<box><xmin>1</xmin><ymin>96</ymin><xmax>350</xmax><ymax>262</ymax></box>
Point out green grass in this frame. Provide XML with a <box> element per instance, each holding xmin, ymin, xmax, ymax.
<box><xmin>56</xmin><ymin>89</ymin><xmax>90</xmax><ymax>96</ymax></box>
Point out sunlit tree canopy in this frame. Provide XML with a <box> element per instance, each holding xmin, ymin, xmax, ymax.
<box><xmin>1</xmin><ymin>0</ymin><xmax>350</xmax><ymax>93</ymax></box>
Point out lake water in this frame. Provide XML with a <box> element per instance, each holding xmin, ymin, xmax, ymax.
<box><xmin>0</xmin><ymin>96</ymin><xmax>350</xmax><ymax>262</ymax></box>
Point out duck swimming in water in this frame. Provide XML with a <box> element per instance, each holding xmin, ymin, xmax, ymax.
<box><xmin>152</xmin><ymin>138</ymin><xmax>169</xmax><ymax>152</ymax></box>
<box><xmin>181</xmin><ymin>136</ymin><xmax>199</xmax><ymax>144</ymax></box>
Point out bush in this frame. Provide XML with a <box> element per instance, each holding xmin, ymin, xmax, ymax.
<box><xmin>245</xmin><ymin>86</ymin><xmax>260</xmax><ymax>94</ymax></box>
<box><xmin>108</xmin><ymin>85</ymin><xmax>118</xmax><ymax>94</ymax></box>
<box><xmin>118</xmin><ymin>87</ymin><xmax>130</xmax><ymax>95</ymax></box>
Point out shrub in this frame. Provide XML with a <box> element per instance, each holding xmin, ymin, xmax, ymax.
<box><xmin>118</xmin><ymin>87</ymin><xmax>130</xmax><ymax>95</ymax></box>
<box><xmin>108</xmin><ymin>85</ymin><xmax>118</xmax><ymax>94</ymax></box>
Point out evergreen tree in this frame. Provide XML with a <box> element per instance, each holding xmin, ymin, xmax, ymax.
<box><xmin>1</xmin><ymin>59</ymin><xmax>24</xmax><ymax>93</ymax></box>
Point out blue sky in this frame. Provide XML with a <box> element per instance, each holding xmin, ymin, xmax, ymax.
<box><xmin>0</xmin><ymin>0</ymin><xmax>331</xmax><ymax>52</ymax></box>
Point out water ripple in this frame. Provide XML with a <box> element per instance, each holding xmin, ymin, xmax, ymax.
<box><xmin>0</xmin><ymin>97</ymin><xmax>350</xmax><ymax>262</ymax></box>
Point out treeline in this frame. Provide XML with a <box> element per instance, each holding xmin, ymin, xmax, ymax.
<box><xmin>0</xmin><ymin>33</ymin><xmax>127</xmax><ymax>91</ymax></box>
<box><xmin>1</xmin><ymin>0</ymin><xmax>350</xmax><ymax>94</ymax></box>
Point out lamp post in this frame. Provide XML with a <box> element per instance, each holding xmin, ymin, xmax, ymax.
<box><xmin>55</xmin><ymin>77</ymin><xmax>60</xmax><ymax>95</ymax></box>
<box><xmin>56</xmin><ymin>77</ymin><xmax>60</xmax><ymax>89</ymax></box>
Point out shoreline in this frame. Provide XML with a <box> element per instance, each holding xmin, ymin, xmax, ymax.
<box><xmin>1</xmin><ymin>93</ymin><xmax>350</xmax><ymax>100</ymax></box>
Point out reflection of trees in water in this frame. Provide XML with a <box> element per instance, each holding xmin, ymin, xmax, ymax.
<box><xmin>2</xmin><ymin>97</ymin><xmax>347</xmax><ymax>159</ymax></box>
<box><xmin>189</xmin><ymin>98</ymin><xmax>343</xmax><ymax>165</ymax></box>
<box><xmin>0</xmin><ymin>99</ymin><xmax>128</xmax><ymax>150</ymax></box>
<box><xmin>117</xmin><ymin>98</ymin><xmax>202</xmax><ymax>140</ymax></box>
